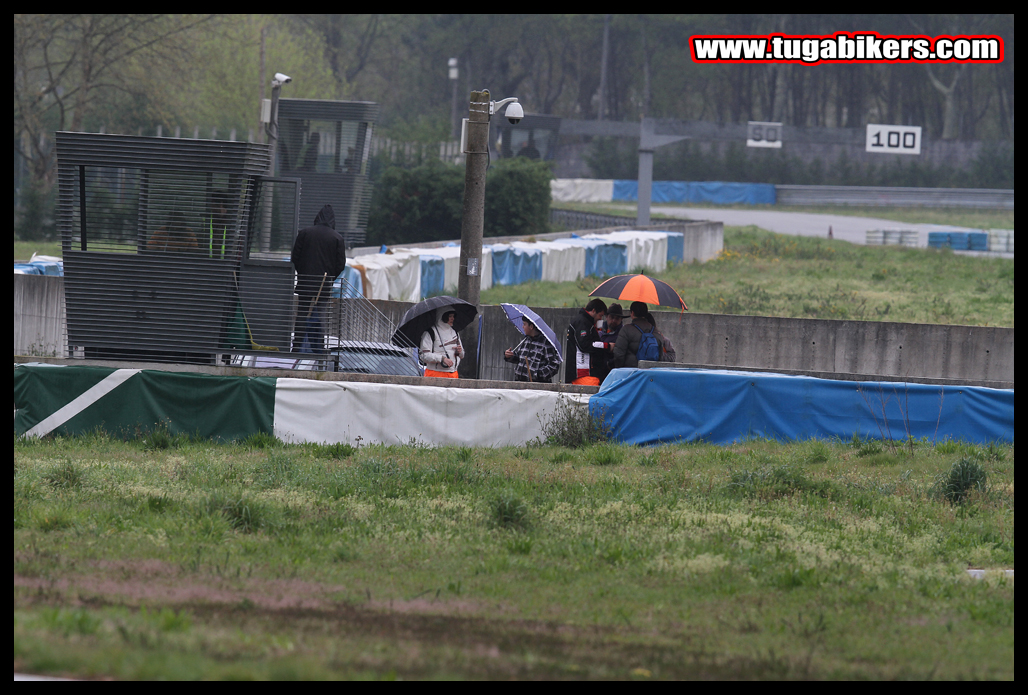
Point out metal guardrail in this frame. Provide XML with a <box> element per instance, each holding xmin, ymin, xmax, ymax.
<box><xmin>776</xmin><ymin>185</ymin><xmax>1014</xmax><ymax>209</ymax></box>
<box><xmin>989</xmin><ymin>230</ymin><xmax>1015</xmax><ymax>253</ymax></box>
<box><xmin>549</xmin><ymin>209</ymin><xmax>637</xmax><ymax>231</ymax></box>
<box><xmin>866</xmin><ymin>230</ymin><xmax>919</xmax><ymax>247</ymax></box>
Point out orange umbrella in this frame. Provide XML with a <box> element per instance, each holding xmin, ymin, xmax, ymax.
<box><xmin>589</xmin><ymin>274</ymin><xmax>688</xmax><ymax>311</ymax></box>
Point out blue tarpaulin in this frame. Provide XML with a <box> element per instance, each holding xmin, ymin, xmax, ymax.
<box><xmin>488</xmin><ymin>244</ymin><xmax>543</xmax><ymax>286</ymax></box>
<box><xmin>331</xmin><ymin>266</ymin><xmax>364</xmax><ymax>298</ymax></box>
<box><xmin>662</xmin><ymin>231</ymin><xmax>685</xmax><ymax>263</ymax></box>
<box><xmin>419</xmin><ymin>255</ymin><xmax>445</xmax><ymax>298</ymax></box>
<box><xmin>591</xmin><ymin>368</ymin><xmax>1014</xmax><ymax>446</ymax></box>
<box><xmin>613</xmin><ymin>180</ymin><xmax>776</xmax><ymax>205</ymax></box>
<box><xmin>14</xmin><ymin>260</ymin><xmax>63</xmax><ymax>276</ymax></box>
<box><xmin>559</xmin><ymin>237</ymin><xmax>628</xmax><ymax>278</ymax></box>
<box><xmin>927</xmin><ymin>229</ymin><xmax>988</xmax><ymax>251</ymax></box>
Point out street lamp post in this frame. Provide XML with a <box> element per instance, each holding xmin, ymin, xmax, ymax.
<box><xmin>259</xmin><ymin>72</ymin><xmax>291</xmax><ymax>252</ymax></box>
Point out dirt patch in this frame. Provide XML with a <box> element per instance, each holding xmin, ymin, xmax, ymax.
<box><xmin>367</xmin><ymin>597</ymin><xmax>494</xmax><ymax>615</ymax></box>
<box><xmin>14</xmin><ymin>556</ymin><xmax>506</xmax><ymax>617</ymax></box>
<box><xmin>13</xmin><ymin>568</ymin><xmax>809</xmax><ymax>680</ymax></box>
<box><xmin>14</xmin><ymin>571</ymin><xmax>349</xmax><ymax>612</ymax></box>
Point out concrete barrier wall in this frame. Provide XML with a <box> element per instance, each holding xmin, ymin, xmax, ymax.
<box><xmin>14</xmin><ymin>275</ymin><xmax>1014</xmax><ymax>385</ymax></box>
<box><xmin>663</xmin><ymin>313</ymin><xmax>1013</xmax><ymax>386</ymax></box>
<box><xmin>464</xmin><ymin>307</ymin><xmax>1013</xmax><ymax>386</ymax></box>
<box><xmin>678</xmin><ymin>221</ymin><xmax>723</xmax><ymax>264</ymax></box>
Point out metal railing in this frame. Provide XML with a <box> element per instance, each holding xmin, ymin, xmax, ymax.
<box><xmin>777</xmin><ymin>185</ymin><xmax>1014</xmax><ymax>209</ymax></box>
<box><xmin>865</xmin><ymin>230</ymin><xmax>919</xmax><ymax>247</ymax></box>
<box><xmin>989</xmin><ymin>230</ymin><xmax>1015</xmax><ymax>254</ymax></box>
<box><xmin>549</xmin><ymin>209</ymin><xmax>637</xmax><ymax>231</ymax></box>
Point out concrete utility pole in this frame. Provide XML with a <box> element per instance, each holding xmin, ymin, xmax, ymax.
<box><xmin>458</xmin><ymin>89</ymin><xmax>490</xmax><ymax>310</ymax></box>
<box><xmin>458</xmin><ymin>89</ymin><xmax>522</xmax><ymax>377</ymax></box>
<box><xmin>598</xmin><ymin>14</ymin><xmax>611</xmax><ymax>120</ymax></box>
<box><xmin>258</xmin><ymin>27</ymin><xmax>267</xmax><ymax>144</ymax></box>
<box><xmin>449</xmin><ymin>58</ymin><xmax>460</xmax><ymax>140</ymax></box>
<box><xmin>457</xmin><ymin>89</ymin><xmax>490</xmax><ymax>378</ymax></box>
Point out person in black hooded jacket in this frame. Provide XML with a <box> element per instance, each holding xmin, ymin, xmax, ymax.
<box><xmin>291</xmin><ymin>204</ymin><xmax>346</xmax><ymax>353</ymax></box>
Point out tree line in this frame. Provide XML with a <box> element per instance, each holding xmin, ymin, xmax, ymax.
<box><xmin>14</xmin><ymin>14</ymin><xmax>1015</xmax><ymax>238</ymax></box>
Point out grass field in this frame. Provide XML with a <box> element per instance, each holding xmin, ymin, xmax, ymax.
<box><xmin>13</xmin><ymin>429</ymin><xmax>1014</xmax><ymax>680</ymax></box>
<box><xmin>14</xmin><ymin>241</ymin><xmax>63</xmax><ymax>263</ymax></box>
<box><xmin>483</xmin><ymin>225</ymin><xmax>1015</xmax><ymax>327</ymax></box>
<box><xmin>13</xmin><ymin>203</ymin><xmax>1014</xmax><ymax>264</ymax></box>
<box><xmin>18</xmin><ymin>226</ymin><xmax>1015</xmax><ymax>329</ymax></box>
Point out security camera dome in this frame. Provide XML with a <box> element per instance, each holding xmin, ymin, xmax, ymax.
<box><xmin>505</xmin><ymin>102</ymin><xmax>524</xmax><ymax>125</ymax></box>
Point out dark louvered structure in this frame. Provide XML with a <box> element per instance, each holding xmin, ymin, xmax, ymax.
<box><xmin>56</xmin><ymin>132</ymin><xmax>301</xmax><ymax>364</ymax></box>
<box><xmin>275</xmin><ymin>98</ymin><xmax>379</xmax><ymax>247</ymax></box>
<box><xmin>56</xmin><ymin>130</ymin><xmax>408</xmax><ymax>371</ymax></box>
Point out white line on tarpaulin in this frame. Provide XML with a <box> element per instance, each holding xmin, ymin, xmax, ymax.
<box><xmin>24</xmin><ymin>369</ymin><xmax>141</xmax><ymax>439</ymax></box>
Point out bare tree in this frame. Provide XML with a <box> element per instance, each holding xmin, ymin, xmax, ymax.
<box><xmin>13</xmin><ymin>14</ymin><xmax>213</xmax><ymax>188</ymax></box>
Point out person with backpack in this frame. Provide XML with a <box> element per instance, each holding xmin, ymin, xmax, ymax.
<box><xmin>612</xmin><ymin>301</ymin><xmax>665</xmax><ymax>368</ymax></box>
<box><xmin>646</xmin><ymin>312</ymin><xmax>677</xmax><ymax>363</ymax></box>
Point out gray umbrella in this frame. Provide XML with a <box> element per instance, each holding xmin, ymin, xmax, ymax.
<box><xmin>500</xmin><ymin>303</ymin><xmax>563</xmax><ymax>362</ymax></box>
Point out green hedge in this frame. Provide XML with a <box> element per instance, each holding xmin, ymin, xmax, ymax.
<box><xmin>367</xmin><ymin>158</ymin><xmax>553</xmax><ymax>246</ymax></box>
<box><xmin>483</xmin><ymin>157</ymin><xmax>554</xmax><ymax>238</ymax></box>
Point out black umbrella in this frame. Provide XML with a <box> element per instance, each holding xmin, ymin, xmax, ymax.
<box><xmin>392</xmin><ymin>296</ymin><xmax>478</xmax><ymax>347</ymax></box>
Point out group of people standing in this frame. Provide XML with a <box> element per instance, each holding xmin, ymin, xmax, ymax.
<box><xmin>290</xmin><ymin>204</ymin><xmax>674</xmax><ymax>383</ymax></box>
<box><xmin>498</xmin><ymin>298</ymin><xmax>674</xmax><ymax>385</ymax></box>
<box><xmin>564</xmin><ymin>299</ymin><xmax>675</xmax><ymax>386</ymax></box>
<box><xmin>421</xmin><ymin>297</ymin><xmax>674</xmax><ymax>386</ymax></box>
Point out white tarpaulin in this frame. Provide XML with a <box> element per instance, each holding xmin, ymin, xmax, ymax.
<box><xmin>585</xmin><ymin>231</ymin><xmax>668</xmax><ymax>274</ymax></box>
<box><xmin>397</xmin><ymin>245</ymin><xmax>493</xmax><ymax>293</ymax></box>
<box><xmin>550</xmin><ymin>178</ymin><xmax>615</xmax><ymax>203</ymax></box>
<box><xmin>512</xmin><ymin>240</ymin><xmax>586</xmax><ymax>283</ymax></box>
<box><xmin>348</xmin><ymin>251</ymin><xmax>421</xmax><ymax>302</ymax></box>
<box><xmin>273</xmin><ymin>378</ymin><xmax>590</xmax><ymax>447</ymax></box>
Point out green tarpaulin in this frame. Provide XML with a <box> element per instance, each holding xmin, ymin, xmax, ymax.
<box><xmin>14</xmin><ymin>364</ymin><xmax>276</xmax><ymax>442</ymax></box>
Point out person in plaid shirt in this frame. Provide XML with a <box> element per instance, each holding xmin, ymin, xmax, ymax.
<box><xmin>504</xmin><ymin>318</ymin><xmax>561</xmax><ymax>383</ymax></box>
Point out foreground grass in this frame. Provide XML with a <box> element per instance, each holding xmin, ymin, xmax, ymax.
<box><xmin>14</xmin><ymin>432</ymin><xmax>1014</xmax><ymax>680</ymax></box>
<box><xmin>482</xmin><ymin>225</ymin><xmax>1015</xmax><ymax>327</ymax></box>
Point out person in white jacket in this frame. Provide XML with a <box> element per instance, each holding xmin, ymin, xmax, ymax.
<box><xmin>420</xmin><ymin>305</ymin><xmax>465</xmax><ymax>378</ymax></box>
